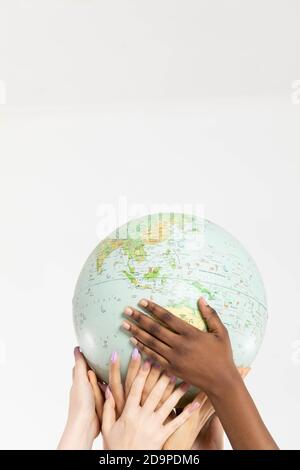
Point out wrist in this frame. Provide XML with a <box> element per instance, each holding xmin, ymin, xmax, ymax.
<box><xmin>58</xmin><ymin>415</ymin><xmax>95</xmax><ymax>450</ymax></box>
<box><xmin>206</xmin><ymin>365</ymin><xmax>243</xmax><ymax>401</ymax></box>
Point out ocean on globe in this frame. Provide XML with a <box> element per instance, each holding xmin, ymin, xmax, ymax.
<box><xmin>73</xmin><ymin>213</ymin><xmax>267</xmax><ymax>402</ymax></box>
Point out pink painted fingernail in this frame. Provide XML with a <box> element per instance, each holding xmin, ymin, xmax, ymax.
<box><xmin>170</xmin><ymin>375</ymin><xmax>177</xmax><ymax>383</ymax></box>
<box><xmin>142</xmin><ymin>360</ymin><xmax>151</xmax><ymax>371</ymax></box>
<box><xmin>111</xmin><ymin>351</ymin><xmax>118</xmax><ymax>363</ymax></box>
<box><xmin>105</xmin><ymin>386</ymin><xmax>111</xmax><ymax>399</ymax></box>
<box><xmin>74</xmin><ymin>346</ymin><xmax>80</xmax><ymax>357</ymax></box>
<box><xmin>189</xmin><ymin>401</ymin><xmax>201</xmax><ymax>412</ymax></box>
<box><xmin>180</xmin><ymin>382</ymin><xmax>190</xmax><ymax>392</ymax></box>
<box><xmin>122</xmin><ymin>321</ymin><xmax>131</xmax><ymax>330</ymax></box>
<box><xmin>139</xmin><ymin>299</ymin><xmax>148</xmax><ymax>307</ymax></box>
<box><xmin>124</xmin><ymin>307</ymin><xmax>133</xmax><ymax>316</ymax></box>
<box><xmin>131</xmin><ymin>347</ymin><xmax>139</xmax><ymax>360</ymax></box>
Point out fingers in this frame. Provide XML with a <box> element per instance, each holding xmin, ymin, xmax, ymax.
<box><xmin>158</xmin><ymin>374</ymin><xmax>177</xmax><ymax>408</ymax></box>
<box><xmin>138</xmin><ymin>299</ymin><xmax>188</xmax><ymax>334</ymax></box>
<box><xmin>124</xmin><ymin>360</ymin><xmax>152</xmax><ymax>410</ymax></box>
<box><xmin>156</xmin><ymin>382</ymin><xmax>190</xmax><ymax>423</ymax></box>
<box><xmin>197</xmin><ymin>298</ymin><xmax>225</xmax><ymax>334</ymax></box>
<box><xmin>141</xmin><ymin>362</ymin><xmax>162</xmax><ymax>405</ymax></box>
<box><xmin>163</xmin><ymin>392</ymin><xmax>209</xmax><ymax>450</ymax></box>
<box><xmin>142</xmin><ymin>373</ymin><xmax>172</xmax><ymax>413</ymax></box>
<box><xmin>109</xmin><ymin>351</ymin><xmax>125</xmax><ymax>417</ymax></box>
<box><xmin>125</xmin><ymin>347</ymin><xmax>142</xmax><ymax>398</ymax></box>
<box><xmin>124</xmin><ymin>306</ymin><xmax>178</xmax><ymax>346</ymax></box>
<box><xmin>191</xmin><ymin>397</ymin><xmax>215</xmax><ymax>431</ymax></box>
<box><xmin>88</xmin><ymin>370</ymin><xmax>104</xmax><ymax>422</ymax></box>
<box><xmin>102</xmin><ymin>386</ymin><xmax>116</xmax><ymax>435</ymax></box>
<box><xmin>73</xmin><ymin>346</ymin><xmax>88</xmax><ymax>377</ymax></box>
<box><xmin>164</xmin><ymin>401</ymin><xmax>201</xmax><ymax>437</ymax></box>
<box><xmin>122</xmin><ymin>320</ymin><xmax>172</xmax><ymax>360</ymax></box>
<box><xmin>129</xmin><ymin>337</ymin><xmax>170</xmax><ymax>370</ymax></box>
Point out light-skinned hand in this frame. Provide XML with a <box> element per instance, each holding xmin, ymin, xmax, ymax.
<box><xmin>102</xmin><ymin>359</ymin><xmax>200</xmax><ymax>450</ymax></box>
<box><xmin>57</xmin><ymin>347</ymin><xmax>104</xmax><ymax>450</ymax></box>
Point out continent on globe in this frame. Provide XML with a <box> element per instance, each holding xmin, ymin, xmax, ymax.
<box><xmin>73</xmin><ymin>213</ymin><xmax>267</xmax><ymax>402</ymax></box>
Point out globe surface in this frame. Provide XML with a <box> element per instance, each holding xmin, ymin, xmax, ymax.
<box><xmin>73</xmin><ymin>213</ymin><xmax>267</xmax><ymax>401</ymax></box>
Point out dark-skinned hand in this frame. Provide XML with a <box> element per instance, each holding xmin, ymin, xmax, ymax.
<box><xmin>121</xmin><ymin>297</ymin><xmax>240</xmax><ymax>396</ymax></box>
<box><xmin>121</xmin><ymin>298</ymin><xmax>279</xmax><ymax>450</ymax></box>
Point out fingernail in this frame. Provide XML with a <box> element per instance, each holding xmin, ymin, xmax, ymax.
<box><xmin>130</xmin><ymin>337</ymin><xmax>138</xmax><ymax>345</ymax></box>
<box><xmin>142</xmin><ymin>360</ymin><xmax>151</xmax><ymax>371</ymax></box>
<box><xmin>170</xmin><ymin>375</ymin><xmax>177</xmax><ymax>383</ymax></box>
<box><xmin>139</xmin><ymin>299</ymin><xmax>148</xmax><ymax>307</ymax></box>
<box><xmin>154</xmin><ymin>362</ymin><xmax>161</xmax><ymax>369</ymax></box>
<box><xmin>122</xmin><ymin>321</ymin><xmax>131</xmax><ymax>330</ymax></box>
<box><xmin>189</xmin><ymin>401</ymin><xmax>201</xmax><ymax>412</ymax></box>
<box><xmin>131</xmin><ymin>347</ymin><xmax>139</xmax><ymax>360</ymax></box>
<box><xmin>124</xmin><ymin>307</ymin><xmax>133</xmax><ymax>316</ymax></box>
<box><xmin>111</xmin><ymin>351</ymin><xmax>118</xmax><ymax>363</ymax></box>
<box><xmin>74</xmin><ymin>346</ymin><xmax>80</xmax><ymax>357</ymax></box>
<box><xmin>105</xmin><ymin>386</ymin><xmax>111</xmax><ymax>399</ymax></box>
<box><xmin>180</xmin><ymin>382</ymin><xmax>190</xmax><ymax>392</ymax></box>
<box><xmin>200</xmin><ymin>296</ymin><xmax>209</xmax><ymax>306</ymax></box>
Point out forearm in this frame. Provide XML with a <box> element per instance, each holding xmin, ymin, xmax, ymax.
<box><xmin>57</xmin><ymin>417</ymin><xmax>95</xmax><ymax>450</ymax></box>
<box><xmin>208</xmin><ymin>373</ymin><xmax>278</xmax><ymax>450</ymax></box>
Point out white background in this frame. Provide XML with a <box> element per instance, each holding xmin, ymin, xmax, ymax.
<box><xmin>0</xmin><ymin>0</ymin><xmax>300</xmax><ymax>449</ymax></box>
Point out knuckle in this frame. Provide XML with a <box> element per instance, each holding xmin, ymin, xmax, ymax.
<box><xmin>160</xmin><ymin>311</ymin><xmax>173</xmax><ymax>323</ymax></box>
<box><xmin>148</xmin><ymin>322</ymin><xmax>161</xmax><ymax>336</ymax></box>
<box><xmin>168</xmin><ymin>351</ymin><xmax>180</xmax><ymax>369</ymax></box>
<box><xmin>134</xmin><ymin>310</ymin><xmax>142</xmax><ymax>322</ymax></box>
<box><xmin>145</xmin><ymin>336</ymin><xmax>156</xmax><ymax>349</ymax></box>
<box><xmin>147</xmin><ymin>301</ymin><xmax>155</xmax><ymax>312</ymax></box>
<box><xmin>151</xmin><ymin>303</ymin><xmax>159</xmax><ymax>315</ymax></box>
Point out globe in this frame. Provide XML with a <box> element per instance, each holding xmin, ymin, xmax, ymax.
<box><xmin>73</xmin><ymin>213</ymin><xmax>267</xmax><ymax>402</ymax></box>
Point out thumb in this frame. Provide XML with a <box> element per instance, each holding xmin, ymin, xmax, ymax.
<box><xmin>102</xmin><ymin>386</ymin><xmax>116</xmax><ymax>434</ymax></box>
<box><xmin>74</xmin><ymin>346</ymin><xmax>88</xmax><ymax>376</ymax></box>
<box><xmin>198</xmin><ymin>297</ymin><xmax>225</xmax><ymax>334</ymax></box>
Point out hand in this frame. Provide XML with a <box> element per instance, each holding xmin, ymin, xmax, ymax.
<box><xmin>121</xmin><ymin>301</ymin><xmax>278</xmax><ymax>449</ymax></box>
<box><xmin>108</xmin><ymin>348</ymin><xmax>177</xmax><ymax>417</ymax></box>
<box><xmin>122</xmin><ymin>297</ymin><xmax>240</xmax><ymax>396</ymax></box>
<box><xmin>163</xmin><ymin>391</ymin><xmax>214</xmax><ymax>450</ymax></box>
<box><xmin>102</xmin><ymin>360</ymin><xmax>200</xmax><ymax>450</ymax></box>
<box><xmin>57</xmin><ymin>347</ymin><xmax>104</xmax><ymax>450</ymax></box>
<box><xmin>193</xmin><ymin>413</ymin><xmax>224</xmax><ymax>450</ymax></box>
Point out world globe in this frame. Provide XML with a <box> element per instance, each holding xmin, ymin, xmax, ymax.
<box><xmin>73</xmin><ymin>213</ymin><xmax>267</xmax><ymax>401</ymax></box>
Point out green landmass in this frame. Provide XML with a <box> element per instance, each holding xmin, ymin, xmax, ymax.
<box><xmin>122</xmin><ymin>270</ymin><xmax>138</xmax><ymax>285</ymax></box>
<box><xmin>144</xmin><ymin>266</ymin><xmax>161</xmax><ymax>280</ymax></box>
<box><xmin>192</xmin><ymin>281</ymin><xmax>214</xmax><ymax>300</ymax></box>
